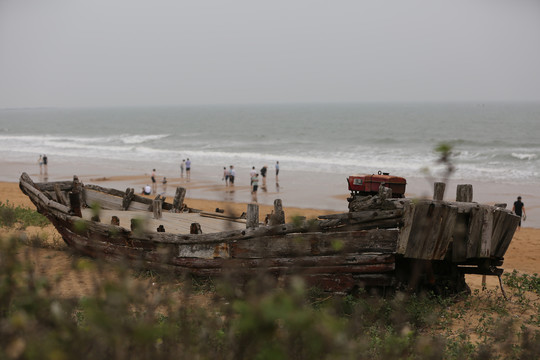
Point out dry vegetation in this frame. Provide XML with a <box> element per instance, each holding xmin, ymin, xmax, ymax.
<box><xmin>1</xmin><ymin>202</ymin><xmax>539</xmax><ymax>359</ymax></box>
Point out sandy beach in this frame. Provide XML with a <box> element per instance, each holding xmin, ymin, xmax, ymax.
<box><xmin>3</xmin><ymin>155</ymin><xmax>540</xmax><ymax>228</ymax></box>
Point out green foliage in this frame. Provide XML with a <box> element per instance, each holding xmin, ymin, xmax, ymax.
<box><xmin>1</xmin><ymin>235</ymin><xmax>540</xmax><ymax>360</ymax></box>
<box><xmin>0</xmin><ymin>201</ymin><xmax>49</xmax><ymax>229</ymax></box>
<box><xmin>504</xmin><ymin>270</ymin><xmax>540</xmax><ymax>295</ymax></box>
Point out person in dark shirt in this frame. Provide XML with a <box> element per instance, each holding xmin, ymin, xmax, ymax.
<box><xmin>260</xmin><ymin>165</ymin><xmax>267</xmax><ymax>187</ymax></box>
<box><xmin>512</xmin><ymin>196</ymin><xmax>526</xmax><ymax>228</ymax></box>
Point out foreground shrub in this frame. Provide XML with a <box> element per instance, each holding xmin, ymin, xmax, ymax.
<box><xmin>1</xmin><ymin>235</ymin><xmax>540</xmax><ymax>359</ymax></box>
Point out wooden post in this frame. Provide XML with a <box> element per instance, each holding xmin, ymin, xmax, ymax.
<box><xmin>190</xmin><ymin>222</ymin><xmax>202</xmax><ymax>234</ymax></box>
<box><xmin>122</xmin><ymin>188</ymin><xmax>135</xmax><ymax>210</ymax></box>
<box><xmin>456</xmin><ymin>184</ymin><xmax>473</xmax><ymax>202</ymax></box>
<box><xmin>246</xmin><ymin>203</ymin><xmax>259</xmax><ymax>228</ymax></box>
<box><xmin>433</xmin><ymin>182</ymin><xmax>446</xmax><ymax>201</ymax></box>
<box><xmin>72</xmin><ymin>175</ymin><xmax>84</xmax><ymax>205</ymax></box>
<box><xmin>269</xmin><ymin>199</ymin><xmax>285</xmax><ymax>225</ymax></box>
<box><xmin>153</xmin><ymin>199</ymin><xmax>162</xmax><ymax>219</ymax></box>
<box><xmin>69</xmin><ymin>191</ymin><xmax>82</xmax><ymax>217</ymax></box>
<box><xmin>173</xmin><ymin>187</ymin><xmax>186</xmax><ymax>212</ymax></box>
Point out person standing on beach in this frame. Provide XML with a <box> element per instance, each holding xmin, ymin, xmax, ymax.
<box><xmin>223</xmin><ymin>167</ymin><xmax>229</xmax><ymax>186</ymax></box>
<box><xmin>229</xmin><ymin>165</ymin><xmax>236</xmax><ymax>185</ymax></box>
<box><xmin>43</xmin><ymin>154</ymin><xmax>48</xmax><ymax>174</ymax></box>
<box><xmin>512</xmin><ymin>196</ymin><xmax>526</xmax><ymax>228</ymax></box>
<box><xmin>151</xmin><ymin>169</ymin><xmax>157</xmax><ymax>194</ymax></box>
<box><xmin>250</xmin><ymin>166</ymin><xmax>256</xmax><ymax>185</ymax></box>
<box><xmin>275</xmin><ymin>161</ymin><xmax>279</xmax><ymax>183</ymax></box>
<box><xmin>185</xmin><ymin>158</ymin><xmax>191</xmax><ymax>180</ymax></box>
<box><xmin>251</xmin><ymin>173</ymin><xmax>259</xmax><ymax>202</ymax></box>
<box><xmin>162</xmin><ymin>177</ymin><xmax>168</xmax><ymax>194</ymax></box>
<box><xmin>180</xmin><ymin>159</ymin><xmax>185</xmax><ymax>178</ymax></box>
<box><xmin>38</xmin><ymin>155</ymin><xmax>43</xmax><ymax>175</ymax></box>
<box><xmin>260</xmin><ymin>165</ymin><xmax>267</xmax><ymax>187</ymax></box>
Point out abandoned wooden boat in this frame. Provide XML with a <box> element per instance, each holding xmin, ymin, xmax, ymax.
<box><xmin>19</xmin><ymin>172</ymin><xmax>520</xmax><ymax>294</ymax></box>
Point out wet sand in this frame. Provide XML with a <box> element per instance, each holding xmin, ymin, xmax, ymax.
<box><xmin>3</xmin><ymin>156</ymin><xmax>539</xmax><ymax>228</ymax></box>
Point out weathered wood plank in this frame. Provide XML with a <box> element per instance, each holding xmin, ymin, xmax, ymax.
<box><xmin>452</xmin><ymin>213</ymin><xmax>469</xmax><ymax>262</ymax></box>
<box><xmin>396</xmin><ymin>201</ymin><xmax>415</xmax><ymax>255</ymax></box>
<box><xmin>318</xmin><ymin>209</ymin><xmax>403</xmax><ymax>222</ymax></box>
<box><xmin>493</xmin><ymin>210</ymin><xmax>520</xmax><ymax>258</ymax></box>
<box><xmin>19</xmin><ymin>175</ymin><xmax>71</xmax><ymax>214</ymax></box>
<box><xmin>401</xmin><ymin>201</ymin><xmax>457</xmax><ymax>260</ymax></box>
<box><xmin>35</xmin><ymin>180</ymin><xmax>74</xmax><ymax>192</ymax></box>
<box><xmin>479</xmin><ymin>206</ymin><xmax>493</xmax><ymax>258</ymax></box>
<box><xmin>54</xmin><ymin>184</ymin><xmax>69</xmax><ymax>206</ymax></box>
<box><xmin>155</xmin><ymin>253</ymin><xmax>395</xmax><ymax>269</ymax></box>
<box><xmin>84</xmin><ymin>188</ymin><xmax>123</xmax><ymax>210</ymax></box>
<box><xmin>227</xmin><ymin>230</ymin><xmax>397</xmax><ymax>259</ymax></box>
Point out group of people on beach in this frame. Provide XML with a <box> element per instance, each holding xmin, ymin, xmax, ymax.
<box><xmin>179</xmin><ymin>158</ymin><xmax>191</xmax><ymax>180</ymax></box>
<box><xmin>141</xmin><ymin>159</ymin><xmax>279</xmax><ymax>202</ymax></box>
<box><xmin>37</xmin><ymin>154</ymin><xmax>48</xmax><ymax>175</ymax></box>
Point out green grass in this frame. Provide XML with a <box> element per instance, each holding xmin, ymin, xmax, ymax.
<box><xmin>0</xmin><ymin>201</ymin><xmax>49</xmax><ymax>229</ymax></box>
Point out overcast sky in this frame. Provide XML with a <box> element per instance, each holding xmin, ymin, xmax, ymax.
<box><xmin>1</xmin><ymin>0</ymin><xmax>540</xmax><ymax>108</ymax></box>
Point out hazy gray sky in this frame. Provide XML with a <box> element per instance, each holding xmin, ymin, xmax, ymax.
<box><xmin>1</xmin><ymin>0</ymin><xmax>540</xmax><ymax>108</ymax></box>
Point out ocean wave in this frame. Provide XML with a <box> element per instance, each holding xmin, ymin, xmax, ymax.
<box><xmin>511</xmin><ymin>153</ymin><xmax>538</xmax><ymax>161</ymax></box>
<box><xmin>119</xmin><ymin>134</ymin><xmax>170</xmax><ymax>144</ymax></box>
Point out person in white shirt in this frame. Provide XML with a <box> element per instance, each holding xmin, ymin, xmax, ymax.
<box><xmin>143</xmin><ymin>184</ymin><xmax>151</xmax><ymax>195</ymax></box>
<box><xmin>250</xmin><ymin>166</ymin><xmax>256</xmax><ymax>184</ymax></box>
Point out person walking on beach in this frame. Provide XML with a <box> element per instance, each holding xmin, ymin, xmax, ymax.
<box><xmin>251</xmin><ymin>173</ymin><xmax>259</xmax><ymax>202</ymax></box>
<box><xmin>260</xmin><ymin>165</ymin><xmax>267</xmax><ymax>187</ymax></box>
<box><xmin>180</xmin><ymin>159</ymin><xmax>185</xmax><ymax>178</ymax></box>
<box><xmin>223</xmin><ymin>167</ymin><xmax>229</xmax><ymax>186</ymax></box>
<box><xmin>275</xmin><ymin>161</ymin><xmax>279</xmax><ymax>183</ymax></box>
<box><xmin>185</xmin><ymin>158</ymin><xmax>191</xmax><ymax>180</ymax></box>
<box><xmin>38</xmin><ymin>155</ymin><xmax>43</xmax><ymax>175</ymax></box>
<box><xmin>43</xmin><ymin>154</ymin><xmax>48</xmax><ymax>174</ymax></box>
<box><xmin>512</xmin><ymin>196</ymin><xmax>526</xmax><ymax>228</ymax></box>
<box><xmin>151</xmin><ymin>169</ymin><xmax>157</xmax><ymax>194</ymax></box>
<box><xmin>229</xmin><ymin>165</ymin><xmax>236</xmax><ymax>185</ymax></box>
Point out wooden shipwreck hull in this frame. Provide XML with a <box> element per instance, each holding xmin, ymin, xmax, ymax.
<box><xmin>19</xmin><ymin>173</ymin><xmax>520</xmax><ymax>294</ymax></box>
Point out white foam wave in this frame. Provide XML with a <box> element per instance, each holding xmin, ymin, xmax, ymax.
<box><xmin>511</xmin><ymin>153</ymin><xmax>537</xmax><ymax>161</ymax></box>
<box><xmin>119</xmin><ymin>134</ymin><xmax>170</xmax><ymax>144</ymax></box>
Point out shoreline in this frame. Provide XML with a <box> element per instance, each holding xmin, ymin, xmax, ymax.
<box><xmin>3</xmin><ymin>156</ymin><xmax>539</xmax><ymax>228</ymax></box>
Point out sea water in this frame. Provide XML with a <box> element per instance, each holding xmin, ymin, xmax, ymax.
<box><xmin>1</xmin><ymin>103</ymin><xmax>539</xmax><ymax>184</ymax></box>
